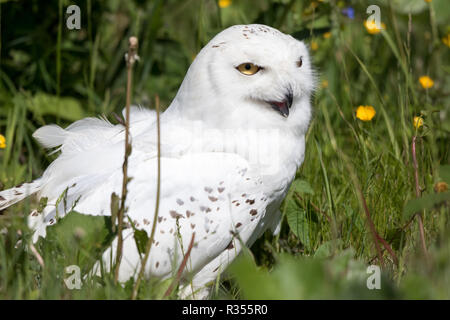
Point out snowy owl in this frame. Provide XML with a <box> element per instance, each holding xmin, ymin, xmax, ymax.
<box><xmin>0</xmin><ymin>24</ymin><xmax>314</xmax><ymax>299</ymax></box>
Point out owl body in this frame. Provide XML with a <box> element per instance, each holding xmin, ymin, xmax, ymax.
<box><xmin>0</xmin><ymin>24</ymin><xmax>314</xmax><ymax>299</ymax></box>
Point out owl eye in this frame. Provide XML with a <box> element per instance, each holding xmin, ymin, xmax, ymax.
<box><xmin>297</xmin><ymin>57</ymin><xmax>303</xmax><ymax>68</ymax></box>
<box><xmin>236</xmin><ymin>62</ymin><xmax>261</xmax><ymax>75</ymax></box>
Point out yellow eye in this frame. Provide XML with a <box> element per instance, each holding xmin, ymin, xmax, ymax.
<box><xmin>236</xmin><ymin>63</ymin><xmax>260</xmax><ymax>75</ymax></box>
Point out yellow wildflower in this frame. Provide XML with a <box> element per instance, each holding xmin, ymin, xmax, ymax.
<box><xmin>321</xmin><ymin>80</ymin><xmax>329</xmax><ymax>88</ymax></box>
<box><xmin>424</xmin><ymin>0</ymin><xmax>432</xmax><ymax>3</ymax></box>
<box><xmin>218</xmin><ymin>0</ymin><xmax>231</xmax><ymax>8</ymax></box>
<box><xmin>0</xmin><ymin>134</ymin><xmax>5</xmax><ymax>149</ymax></box>
<box><xmin>419</xmin><ymin>76</ymin><xmax>434</xmax><ymax>89</ymax></box>
<box><xmin>434</xmin><ymin>182</ymin><xmax>448</xmax><ymax>193</ymax></box>
<box><xmin>364</xmin><ymin>20</ymin><xmax>386</xmax><ymax>34</ymax></box>
<box><xmin>323</xmin><ymin>32</ymin><xmax>331</xmax><ymax>39</ymax></box>
<box><xmin>413</xmin><ymin>116</ymin><xmax>424</xmax><ymax>129</ymax></box>
<box><xmin>311</xmin><ymin>41</ymin><xmax>318</xmax><ymax>51</ymax></box>
<box><xmin>442</xmin><ymin>34</ymin><xmax>450</xmax><ymax>48</ymax></box>
<box><xmin>356</xmin><ymin>105</ymin><xmax>376</xmax><ymax>121</ymax></box>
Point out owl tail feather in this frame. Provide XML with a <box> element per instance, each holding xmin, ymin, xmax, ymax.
<box><xmin>0</xmin><ymin>180</ymin><xmax>42</xmax><ymax>211</ymax></box>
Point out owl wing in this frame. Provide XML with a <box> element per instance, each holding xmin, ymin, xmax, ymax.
<box><xmin>29</xmin><ymin>149</ymin><xmax>269</xmax><ymax>282</ymax></box>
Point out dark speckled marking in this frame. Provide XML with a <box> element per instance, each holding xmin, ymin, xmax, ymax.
<box><xmin>170</xmin><ymin>210</ymin><xmax>184</xmax><ymax>219</ymax></box>
<box><xmin>204</xmin><ymin>187</ymin><xmax>213</xmax><ymax>193</ymax></box>
<box><xmin>250</xmin><ymin>209</ymin><xmax>257</xmax><ymax>216</ymax></box>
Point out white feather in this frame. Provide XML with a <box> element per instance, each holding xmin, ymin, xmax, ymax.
<box><xmin>32</xmin><ymin>124</ymin><xmax>67</xmax><ymax>149</ymax></box>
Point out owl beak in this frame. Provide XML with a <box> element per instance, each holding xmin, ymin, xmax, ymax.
<box><xmin>268</xmin><ymin>90</ymin><xmax>293</xmax><ymax>118</ymax></box>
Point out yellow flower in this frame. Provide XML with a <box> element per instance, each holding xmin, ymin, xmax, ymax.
<box><xmin>413</xmin><ymin>116</ymin><xmax>424</xmax><ymax>129</ymax></box>
<box><xmin>364</xmin><ymin>20</ymin><xmax>386</xmax><ymax>34</ymax></box>
<box><xmin>311</xmin><ymin>41</ymin><xmax>318</xmax><ymax>51</ymax></box>
<box><xmin>424</xmin><ymin>0</ymin><xmax>432</xmax><ymax>3</ymax></box>
<box><xmin>356</xmin><ymin>105</ymin><xmax>376</xmax><ymax>121</ymax></box>
<box><xmin>442</xmin><ymin>34</ymin><xmax>450</xmax><ymax>48</ymax></box>
<box><xmin>218</xmin><ymin>0</ymin><xmax>231</xmax><ymax>8</ymax></box>
<box><xmin>434</xmin><ymin>182</ymin><xmax>448</xmax><ymax>193</ymax></box>
<box><xmin>321</xmin><ymin>80</ymin><xmax>329</xmax><ymax>88</ymax></box>
<box><xmin>0</xmin><ymin>134</ymin><xmax>5</xmax><ymax>149</ymax></box>
<box><xmin>323</xmin><ymin>32</ymin><xmax>331</xmax><ymax>39</ymax></box>
<box><xmin>419</xmin><ymin>76</ymin><xmax>434</xmax><ymax>89</ymax></box>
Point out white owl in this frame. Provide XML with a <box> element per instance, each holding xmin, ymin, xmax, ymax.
<box><xmin>0</xmin><ymin>24</ymin><xmax>314</xmax><ymax>299</ymax></box>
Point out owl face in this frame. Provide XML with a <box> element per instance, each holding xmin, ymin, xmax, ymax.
<box><xmin>205</xmin><ymin>25</ymin><xmax>314</xmax><ymax>117</ymax></box>
<box><xmin>171</xmin><ymin>24</ymin><xmax>314</xmax><ymax>132</ymax></box>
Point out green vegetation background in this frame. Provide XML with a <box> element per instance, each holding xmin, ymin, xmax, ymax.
<box><xmin>0</xmin><ymin>0</ymin><xmax>449</xmax><ymax>299</ymax></box>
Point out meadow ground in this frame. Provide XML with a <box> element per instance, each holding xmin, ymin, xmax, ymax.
<box><xmin>0</xmin><ymin>0</ymin><xmax>449</xmax><ymax>299</ymax></box>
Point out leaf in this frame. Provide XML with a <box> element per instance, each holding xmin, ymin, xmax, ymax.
<box><xmin>314</xmin><ymin>239</ymin><xmax>343</xmax><ymax>259</ymax></box>
<box><xmin>229</xmin><ymin>254</ymin><xmax>280</xmax><ymax>299</ymax></box>
<box><xmin>45</xmin><ymin>211</ymin><xmax>115</xmax><ymax>272</ymax></box>
<box><xmin>133</xmin><ymin>228</ymin><xmax>149</xmax><ymax>256</ymax></box>
<box><xmin>110</xmin><ymin>192</ymin><xmax>120</xmax><ymax>232</ymax></box>
<box><xmin>403</xmin><ymin>192</ymin><xmax>450</xmax><ymax>221</ymax></box>
<box><xmin>290</xmin><ymin>179</ymin><xmax>315</xmax><ymax>195</ymax></box>
<box><xmin>37</xmin><ymin>197</ymin><xmax>48</xmax><ymax>213</ymax></box>
<box><xmin>229</xmin><ymin>251</ymin><xmax>387</xmax><ymax>299</ymax></box>
<box><xmin>127</xmin><ymin>216</ymin><xmax>149</xmax><ymax>256</ymax></box>
<box><xmin>285</xmin><ymin>199</ymin><xmax>317</xmax><ymax>251</ymax></box>
<box><xmin>26</xmin><ymin>92</ymin><xmax>85</xmax><ymax>122</ymax></box>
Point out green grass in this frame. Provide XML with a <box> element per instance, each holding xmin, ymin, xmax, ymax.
<box><xmin>0</xmin><ymin>0</ymin><xmax>449</xmax><ymax>299</ymax></box>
